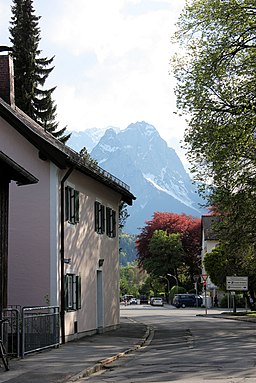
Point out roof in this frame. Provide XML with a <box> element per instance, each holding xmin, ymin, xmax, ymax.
<box><xmin>0</xmin><ymin>98</ymin><xmax>135</xmax><ymax>205</ymax></box>
<box><xmin>201</xmin><ymin>215</ymin><xmax>220</xmax><ymax>241</ymax></box>
<box><xmin>0</xmin><ymin>150</ymin><xmax>38</xmax><ymax>186</ymax></box>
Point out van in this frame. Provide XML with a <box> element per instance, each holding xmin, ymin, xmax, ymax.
<box><xmin>173</xmin><ymin>294</ymin><xmax>202</xmax><ymax>308</ymax></box>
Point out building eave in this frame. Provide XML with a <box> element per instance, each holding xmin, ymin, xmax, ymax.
<box><xmin>0</xmin><ymin>99</ymin><xmax>136</xmax><ymax>204</ymax></box>
<box><xmin>0</xmin><ymin>150</ymin><xmax>38</xmax><ymax>186</ymax></box>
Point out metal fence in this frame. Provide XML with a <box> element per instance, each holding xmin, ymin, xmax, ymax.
<box><xmin>3</xmin><ymin>307</ymin><xmax>21</xmax><ymax>358</ymax></box>
<box><xmin>21</xmin><ymin>306</ymin><xmax>60</xmax><ymax>358</ymax></box>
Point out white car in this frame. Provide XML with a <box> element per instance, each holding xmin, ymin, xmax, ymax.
<box><xmin>129</xmin><ymin>298</ymin><xmax>137</xmax><ymax>305</ymax></box>
<box><xmin>150</xmin><ymin>297</ymin><xmax>164</xmax><ymax>306</ymax></box>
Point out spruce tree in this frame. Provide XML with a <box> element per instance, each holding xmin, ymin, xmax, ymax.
<box><xmin>9</xmin><ymin>0</ymin><xmax>70</xmax><ymax>143</ymax></box>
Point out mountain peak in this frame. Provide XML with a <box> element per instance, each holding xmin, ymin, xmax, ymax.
<box><xmin>67</xmin><ymin>122</ymin><xmax>204</xmax><ymax>233</ymax></box>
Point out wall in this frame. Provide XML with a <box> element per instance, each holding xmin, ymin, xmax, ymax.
<box><xmin>0</xmin><ymin>116</ymin><xmax>54</xmax><ymax>307</ymax></box>
<box><xmin>62</xmin><ymin>170</ymin><xmax>121</xmax><ymax>338</ymax></box>
<box><xmin>1</xmin><ymin>114</ymin><xmax>122</xmax><ymax>337</ymax></box>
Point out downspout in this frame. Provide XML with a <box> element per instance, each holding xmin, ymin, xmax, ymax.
<box><xmin>60</xmin><ymin>166</ymin><xmax>74</xmax><ymax>344</ymax></box>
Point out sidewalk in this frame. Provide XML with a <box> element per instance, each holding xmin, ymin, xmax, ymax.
<box><xmin>0</xmin><ymin>317</ymin><xmax>151</xmax><ymax>383</ymax></box>
<box><xmin>1</xmin><ymin>308</ymin><xmax>254</xmax><ymax>383</ymax></box>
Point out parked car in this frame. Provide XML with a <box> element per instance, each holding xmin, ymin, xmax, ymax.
<box><xmin>172</xmin><ymin>294</ymin><xmax>202</xmax><ymax>308</ymax></box>
<box><xmin>129</xmin><ymin>298</ymin><xmax>137</xmax><ymax>305</ymax></box>
<box><xmin>139</xmin><ymin>295</ymin><xmax>149</xmax><ymax>304</ymax></box>
<box><xmin>150</xmin><ymin>297</ymin><xmax>164</xmax><ymax>306</ymax></box>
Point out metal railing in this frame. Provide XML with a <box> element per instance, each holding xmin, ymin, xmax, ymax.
<box><xmin>72</xmin><ymin>147</ymin><xmax>131</xmax><ymax>191</ymax></box>
<box><xmin>21</xmin><ymin>306</ymin><xmax>60</xmax><ymax>358</ymax></box>
<box><xmin>3</xmin><ymin>307</ymin><xmax>20</xmax><ymax>358</ymax></box>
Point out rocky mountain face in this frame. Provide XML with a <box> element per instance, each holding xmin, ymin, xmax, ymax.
<box><xmin>67</xmin><ymin>127</ymin><xmax>120</xmax><ymax>153</ymax></box>
<box><xmin>68</xmin><ymin>121</ymin><xmax>204</xmax><ymax>233</ymax></box>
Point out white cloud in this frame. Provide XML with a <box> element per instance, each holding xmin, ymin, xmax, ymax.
<box><xmin>0</xmin><ymin>0</ymin><xmax>188</xmax><ymax>165</ymax></box>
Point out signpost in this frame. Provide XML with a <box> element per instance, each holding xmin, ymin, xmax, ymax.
<box><xmin>201</xmin><ymin>274</ymin><xmax>208</xmax><ymax>315</ymax></box>
<box><xmin>193</xmin><ymin>275</ymin><xmax>200</xmax><ymax>300</ymax></box>
<box><xmin>226</xmin><ymin>276</ymin><xmax>248</xmax><ymax>313</ymax></box>
<box><xmin>226</xmin><ymin>276</ymin><xmax>248</xmax><ymax>291</ymax></box>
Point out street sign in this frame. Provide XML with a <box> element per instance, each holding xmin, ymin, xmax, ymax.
<box><xmin>201</xmin><ymin>274</ymin><xmax>208</xmax><ymax>281</ymax></box>
<box><xmin>193</xmin><ymin>274</ymin><xmax>200</xmax><ymax>282</ymax></box>
<box><xmin>226</xmin><ymin>276</ymin><xmax>248</xmax><ymax>291</ymax></box>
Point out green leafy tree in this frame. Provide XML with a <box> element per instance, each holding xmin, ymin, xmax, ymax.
<box><xmin>137</xmin><ymin>212</ymin><xmax>202</xmax><ymax>289</ymax></box>
<box><xmin>119</xmin><ymin>233</ymin><xmax>137</xmax><ymax>266</ymax></box>
<box><xmin>120</xmin><ymin>265</ymin><xmax>148</xmax><ymax>297</ymax></box>
<box><xmin>118</xmin><ymin>202</ymin><xmax>130</xmax><ymax>232</ymax></box>
<box><xmin>146</xmin><ymin>230</ymin><xmax>184</xmax><ymax>277</ymax></box>
<box><xmin>9</xmin><ymin>0</ymin><xmax>70</xmax><ymax>143</ymax></box>
<box><xmin>172</xmin><ymin>0</ymin><xmax>256</xmax><ymax>260</ymax></box>
<box><xmin>203</xmin><ymin>246</ymin><xmax>230</xmax><ymax>291</ymax></box>
<box><xmin>204</xmin><ymin>244</ymin><xmax>256</xmax><ymax>298</ymax></box>
<box><xmin>79</xmin><ymin>147</ymin><xmax>98</xmax><ymax>168</ymax></box>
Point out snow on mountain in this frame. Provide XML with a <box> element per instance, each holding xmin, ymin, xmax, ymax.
<box><xmin>66</xmin><ymin>121</ymin><xmax>204</xmax><ymax>233</ymax></box>
<box><xmin>67</xmin><ymin>126</ymin><xmax>120</xmax><ymax>153</ymax></box>
<box><xmin>90</xmin><ymin>121</ymin><xmax>204</xmax><ymax>233</ymax></box>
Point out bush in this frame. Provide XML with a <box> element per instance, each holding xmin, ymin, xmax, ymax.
<box><xmin>220</xmin><ymin>294</ymin><xmax>246</xmax><ymax>308</ymax></box>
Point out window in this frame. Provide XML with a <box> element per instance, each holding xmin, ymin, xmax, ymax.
<box><xmin>65</xmin><ymin>186</ymin><xmax>79</xmax><ymax>224</ymax></box>
<box><xmin>95</xmin><ymin>201</ymin><xmax>105</xmax><ymax>234</ymax></box>
<box><xmin>106</xmin><ymin>207</ymin><xmax>116</xmax><ymax>238</ymax></box>
<box><xmin>64</xmin><ymin>274</ymin><xmax>81</xmax><ymax>311</ymax></box>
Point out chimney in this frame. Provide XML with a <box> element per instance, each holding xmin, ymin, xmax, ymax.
<box><xmin>0</xmin><ymin>53</ymin><xmax>15</xmax><ymax>107</ymax></box>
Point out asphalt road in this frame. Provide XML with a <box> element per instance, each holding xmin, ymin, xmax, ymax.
<box><xmin>81</xmin><ymin>305</ymin><xmax>256</xmax><ymax>383</ymax></box>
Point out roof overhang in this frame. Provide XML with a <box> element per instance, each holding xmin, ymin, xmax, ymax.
<box><xmin>0</xmin><ymin>100</ymin><xmax>135</xmax><ymax>204</ymax></box>
<box><xmin>0</xmin><ymin>151</ymin><xmax>39</xmax><ymax>186</ymax></box>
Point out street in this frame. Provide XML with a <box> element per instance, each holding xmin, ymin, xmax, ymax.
<box><xmin>82</xmin><ymin>305</ymin><xmax>256</xmax><ymax>383</ymax></box>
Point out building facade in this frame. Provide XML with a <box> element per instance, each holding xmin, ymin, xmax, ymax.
<box><xmin>0</xmin><ymin>53</ymin><xmax>135</xmax><ymax>342</ymax></box>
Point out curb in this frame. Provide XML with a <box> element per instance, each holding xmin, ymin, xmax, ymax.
<box><xmin>68</xmin><ymin>322</ymin><xmax>154</xmax><ymax>382</ymax></box>
<box><xmin>197</xmin><ymin>313</ymin><xmax>256</xmax><ymax>323</ymax></box>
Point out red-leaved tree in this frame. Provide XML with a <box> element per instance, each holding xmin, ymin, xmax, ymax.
<box><xmin>136</xmin><ymin>212</ymin><xmax>201</xmax><ymax>287</ymax></box>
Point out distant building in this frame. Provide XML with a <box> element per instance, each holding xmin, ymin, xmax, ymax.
<box><xmin>201</xmin><ymin>215</ymin><xmax>220</xmax><ymax>304</ymax></box>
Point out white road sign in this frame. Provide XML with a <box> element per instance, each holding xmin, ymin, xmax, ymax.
<box><xmin>226</xmin><ymin>276</ymin><xmax>248</xmax><ymax>291</ymax></box>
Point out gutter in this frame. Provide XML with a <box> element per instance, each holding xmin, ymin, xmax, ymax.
<box><xmin>60</xmin><ymin>166</ymin><xmax>74</xmax><ymax>344</ymax></box>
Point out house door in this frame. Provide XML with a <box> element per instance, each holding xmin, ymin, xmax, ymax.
<box><xmin>96</xmin><ymin>270</ymin><xmax>103</xmax><ymax>331</ymax></box>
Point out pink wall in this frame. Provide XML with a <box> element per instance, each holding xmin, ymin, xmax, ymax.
<box><xmin>1</xmin><ymin>117</ymin><xmax>53</xmax><ymax>307</ymax></box>
<box><xmin>1</xmin><ymin>115</ymin><xmax>122</xmax><ymax>337</ymax></box>
<box><xmin>62</xmin><ymin>171</ymin><xmax>121</xmax><ymax>337</ymax></box>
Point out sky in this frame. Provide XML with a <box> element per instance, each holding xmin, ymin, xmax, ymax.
<box><xmin>0</xmin><ymin>0</ymin><xmax>188</xmax><ymax>165</ymax></box>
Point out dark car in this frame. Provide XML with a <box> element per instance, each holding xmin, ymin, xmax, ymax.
<box><xmin>173</xmin><ymin>294</ymin><xmax>202</xmax><ymax>308</ymax></box>
<box><xmin>139</xmin><ymin>295</ymin><xmax>148</xmax><ymax>304</ymax></box>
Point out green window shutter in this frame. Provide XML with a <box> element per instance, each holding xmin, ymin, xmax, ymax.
<box><xmin>106</xmin><ymin>207</ymin><xmax>110</xmax><ymax>236</ymax></box>
<box><xmin>101</xmin><ymin>205</ymin><xmax>105</xmax><ymax>234</ymax></box>
<box><xmin>64</xmin><ymin>275</ymin><xmax>68</xmax><ymax>310</ymax></box>
<box><xmin>95</xmin><ymin>201</ymin><xmax>99</xmax><ymax>232</ymax></box>
<box><xmin>112</xmin><ymin>210</ymin><xmax>116</xmax><ymax>238</ymax></box>
<box><xmin>76</xmin><ymin>275</ymin><xmax>81</xmax><ymax>310</ymax></box>
<box><xmin>75</xmin><ymin>190</ymin><xmax>79</xmax><ymax>223</ymax></box>
<box><xmin>65</xmin><ymin>187</ymin><xmax>70</xmax><ymax>221</ymax></box>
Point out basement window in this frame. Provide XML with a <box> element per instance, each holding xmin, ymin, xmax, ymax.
<box><xmin>65</xmin><ymin>186</ymin><xmax>79</xmax><ymax>224</ymax></box>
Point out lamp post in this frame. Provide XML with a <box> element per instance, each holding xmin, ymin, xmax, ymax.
<box><xmin>167</xmin><ymin>273</ymin><xmax>178</xmax><ymax>295</ymax></box>
<box><xmin>160</xmin><ymin>276</ymin><xmax>170</xmax><ymax>303</ymax></box>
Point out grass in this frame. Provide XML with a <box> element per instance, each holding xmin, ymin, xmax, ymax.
<box><xmin>221</xmin><ymin>310</ymin><xmax>256</xmax><ymax>317</ymax></box>
<box><xmin>245</xmin><ymin>311</ymin><xmax>256</xmax><ymax>317</ymax></box>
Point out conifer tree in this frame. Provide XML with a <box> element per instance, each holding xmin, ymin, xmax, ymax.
<box><xmin>9</xmin><ymin>0</ymin><xmax>70</xmax><ymax>143</ymax></box>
